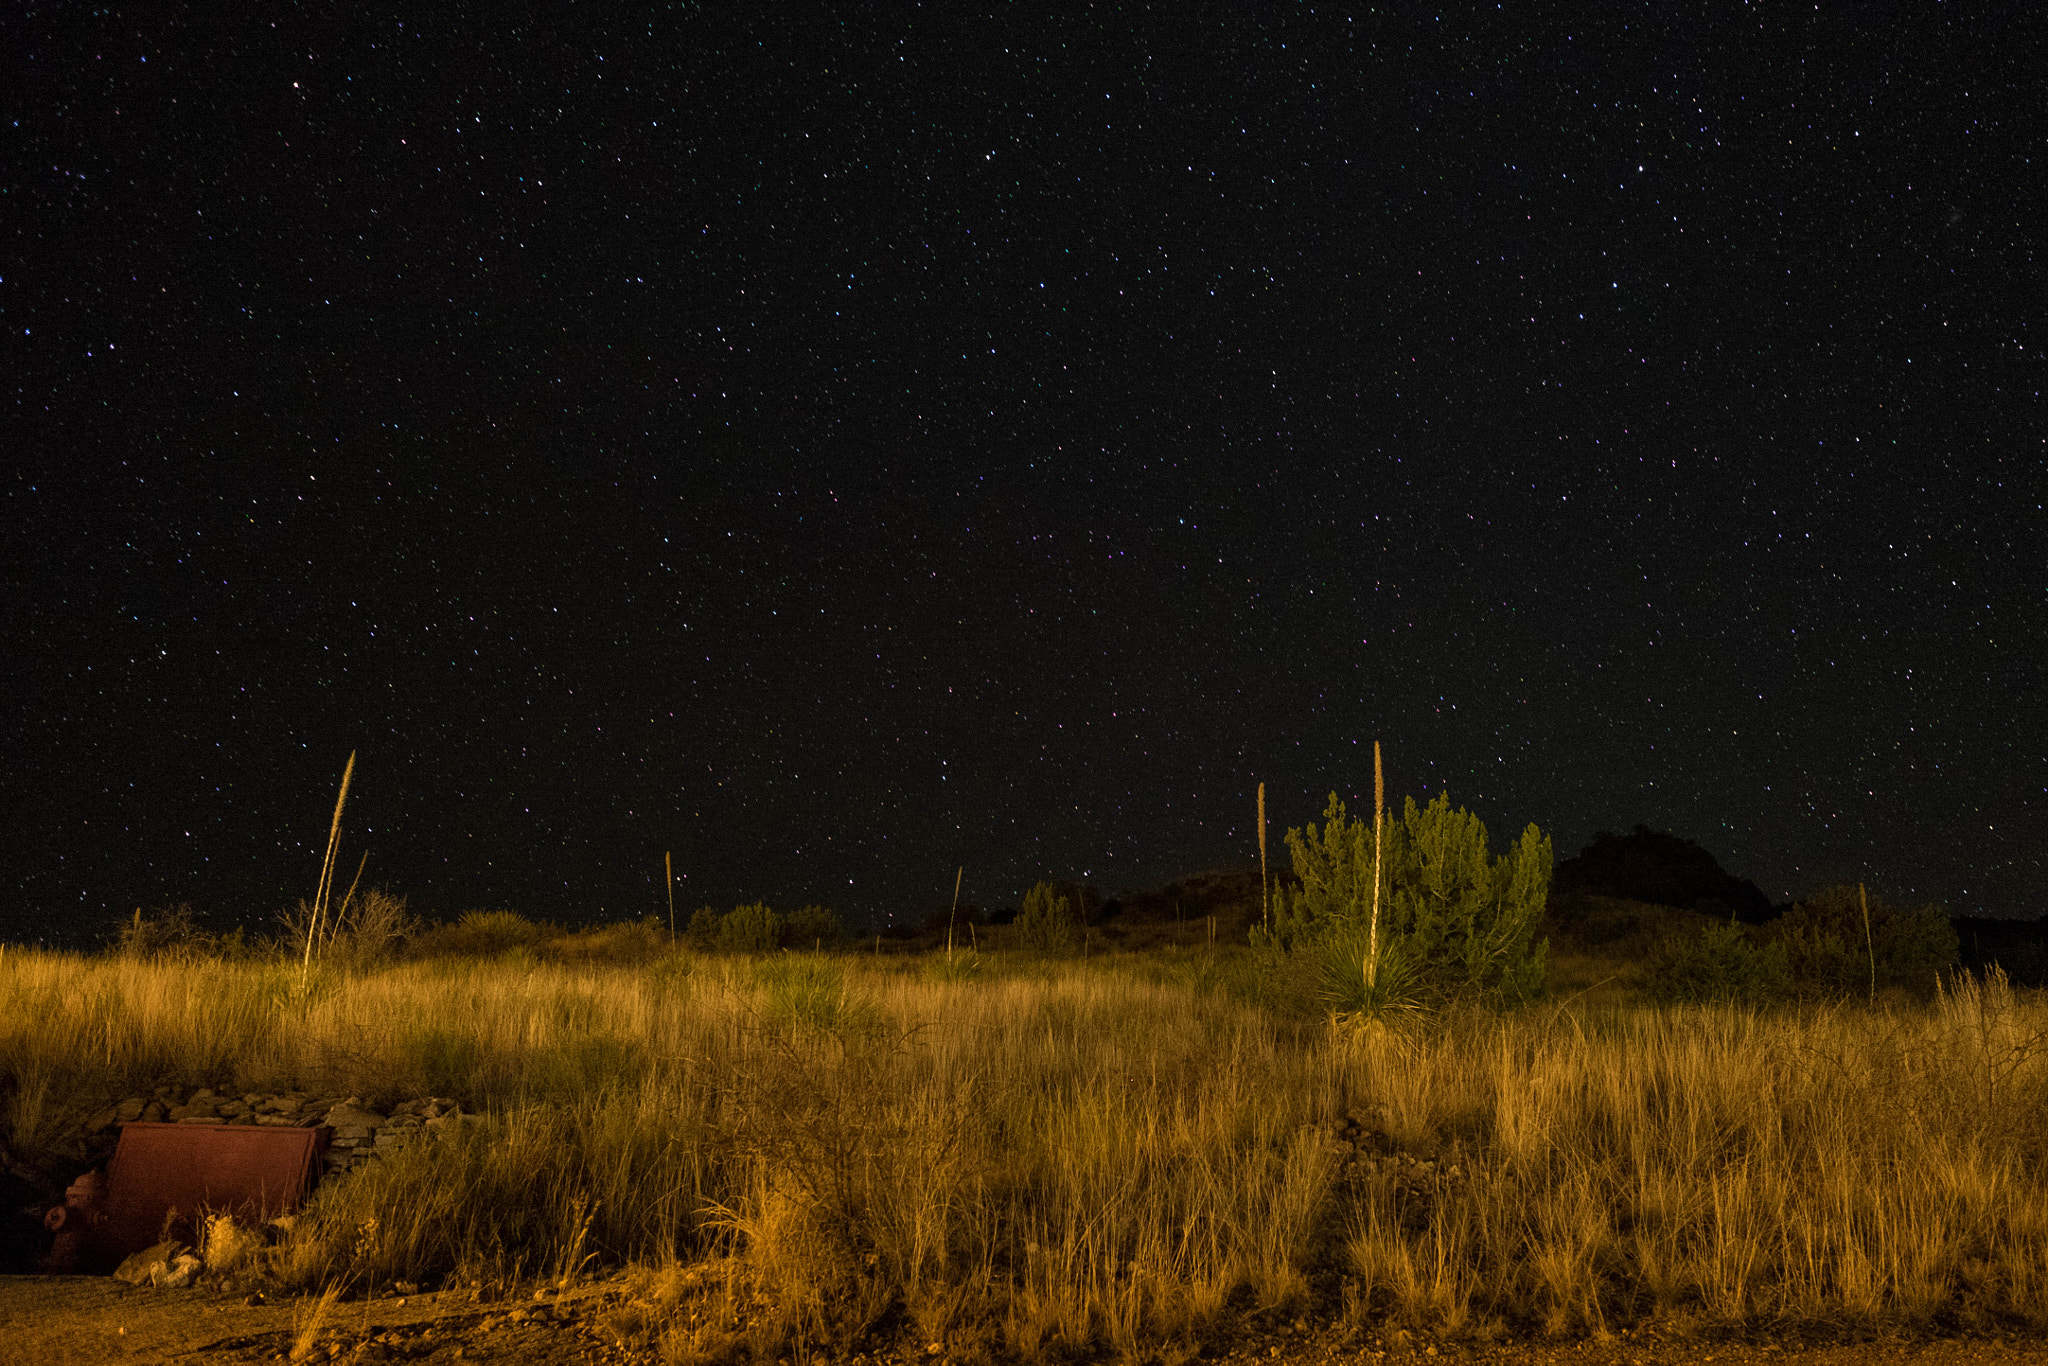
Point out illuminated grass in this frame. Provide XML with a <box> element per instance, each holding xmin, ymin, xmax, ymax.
<box><xmin>3</xmin><ymin>945</ymin><xmax>2046</xmax><ymax>1355</ymax></box>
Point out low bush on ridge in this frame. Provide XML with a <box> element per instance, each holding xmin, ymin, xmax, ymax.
<box><xmin>686</xmin><ymin>901</ymin><xmax>845</xmax><ymax>954</ymax></box>
<box><xmin>1648</xmin><ymin>921</ymin><xmax>1792</xmax><ymax>1006</ymax></box>
<box><xmin>1013</xmin><ymin>880</ymin><xmax>1082</xmax><ymax>952</ymax></box>
<box><xmin>1648</xmin><ymin>883</ymin><xmax>1962</xmax><ymax>1005</ymax></box>
<box><xmin>409</xmin><ymin>908</ymin><xmax>553</xmax><ymax>960</ymax></box>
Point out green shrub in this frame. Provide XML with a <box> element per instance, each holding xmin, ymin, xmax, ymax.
<box><xmin>1649</xmin><ymin>922</ymin><xmax>1791</xmax><ymax>1005</ymax></box>
<box><xmin>717</xmin><ymin>902</ymin><xmax>783</xmax><ymax>954</ymax></box>
<box><xmin>412</xmin><ymin>910</ymin><xmax>552</xmax><ymax>960</ymax></box>
<box><xmin>684</xmin><ymin>903</ymin><xmax>804</xmax><ymax>954</ymax></box>
<box><xmin>1266</xmin><ymin>790</ymin><xmax>1551</xmax><ymax>1007</ymax></box>
<box><xmin>1772</xmin><ymin>919</ymin><xmax>1860</xmax><ymax>998</ymax></box>
<box><xmin>684</xmin><ymin>905</ymin><xmax>724</xmax><ymax>951</ymax></box>
<box><xmin>781</xmin><ymin>904</ymin><xmax>844</xmax><ymax>950</ymax></box>
<box><xmin>1763</xmin><ymin>884</ymin><xmax>1959</xmax><ymax>1000</ymax></box>
<box><xmin>1015</xmin><ymin>881</ymin><xmax>1081</xmax><ymax>952</ymax></box>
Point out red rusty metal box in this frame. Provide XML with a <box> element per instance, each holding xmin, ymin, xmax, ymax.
<box><xmin>86</xmin><ymin>1122</ymin><xmax>330</xmax><ymax>1271</ymax></box>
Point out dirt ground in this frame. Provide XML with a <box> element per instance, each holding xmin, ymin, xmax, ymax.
<box><xmin>0</xmin><ymin>1276</ymin><xmax>633</xmax><ymax>1365</ymax></box>
<box><xmin>2</xmin><ymin>1275</ymin><xmax>2045</xmax><ymax>1366</ymax></box>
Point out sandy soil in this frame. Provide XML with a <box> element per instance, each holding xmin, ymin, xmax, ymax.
<box><xmin>0</xmin><ymin>1276</ymin><xmax>633</xmax><ymax>1365</ymax></box>
<box><xmin>2</xmin><ymin>1275</ymin><xmax>2044</xmax><ymax>1366</ymax></box>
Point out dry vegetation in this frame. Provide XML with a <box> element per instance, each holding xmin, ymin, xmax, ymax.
<box><xmin>4</xmin><ymin>939</ymin><xmax>2048</xmax><ymax>1362</ymax></box>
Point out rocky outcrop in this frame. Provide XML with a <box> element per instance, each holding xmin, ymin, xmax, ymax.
<box><xmin>83</xmin><ymin>1088</ymin><xmax>478</xmax><ymax>1178</ymax></box>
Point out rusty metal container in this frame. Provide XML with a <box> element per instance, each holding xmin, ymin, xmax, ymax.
<box><xmin>80</xmin><ymin>1122</ymin><xmax>330</xmax><ymax>1272</ymax></box>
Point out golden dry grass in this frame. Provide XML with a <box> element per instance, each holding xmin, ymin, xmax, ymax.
<box><xmin>3</xmin><ymin>945</ymin><xmax>2046</xmax><ymax>1358</ymax></box>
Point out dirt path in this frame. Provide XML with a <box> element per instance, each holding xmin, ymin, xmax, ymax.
<box><xmin>1456</xmin><ymin>1337</ymin><xmax>2048</xmax><ymax>1366</ymax></box>
<box><xmin>1228</xmin><ymin>1329</ymin><xmax>2048</xmax><ymax>1366</ymax></box>
<box><xmin>0</xmin><ymin>1276</ymin><xmax>630</xmax><ymax>1364</ymax></box>
<box><xmin>2</xmin><ymin>1276</ymin><xmax>2043</xmax><ymax>1366</ymax></box>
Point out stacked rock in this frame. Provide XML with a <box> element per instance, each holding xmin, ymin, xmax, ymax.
<box><xmin>84</xmin><ymin>1089</ymin><xmax>476</xmax><ymax>1180</ymax></box>
<box><xmin>86</xmin><ymin>1087</ymin><xmax>352</xmax><ymax>1130</ymax></box>
<box><xmin>319</xmin><ymin>1096</ymin><xmax>475</xmax><ymax>1175</ymax></box>
<box><xmin>321</xmin><ymin>1100</ymin><xmax>388</xmax><ymax>1174</ymax></box>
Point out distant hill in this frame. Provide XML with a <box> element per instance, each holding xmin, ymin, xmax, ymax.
<box><xmin>1553</xmin><ymin>826</ymin><xmax>1778</xmax><ymax>923</ymax></box>
<box><xmin>1112</xmin><ymin>867</ymin><xmax>1262</xmax><ymax>931</ymax></box>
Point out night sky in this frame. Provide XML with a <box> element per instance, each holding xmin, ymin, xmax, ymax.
<box><xmin>6</xmin><ymin>5</ymin><xmax>2043</xmax><ymax>947</ymax></box>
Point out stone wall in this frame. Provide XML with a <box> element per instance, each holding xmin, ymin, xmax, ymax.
<box><xmin>85</xmin><ymin>1088</ymin><xmax>480</xmax><ymax>1178</ymax></box>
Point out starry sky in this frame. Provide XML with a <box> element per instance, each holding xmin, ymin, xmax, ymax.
<box><xmin>6</xmin><ymin>5</ymin><xmax>2043</xmax><ymax>947</ymax></box>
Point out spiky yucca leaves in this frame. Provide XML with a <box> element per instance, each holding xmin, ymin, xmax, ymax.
<box><xmin>751</xmin><ymin>955</ymin><xmax>877</xmax><ymax>1036</ymax></box>
<box><xmin>1317</xmin><ymin>927</ymin><xmax>1429</xmax><ymax>1030</ymax></box>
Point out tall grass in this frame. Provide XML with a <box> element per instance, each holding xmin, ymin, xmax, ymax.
<box><xmin>3</xmin><ymin>946</ymin><xmax>2045</xmax><ymax>1355</ymax></box>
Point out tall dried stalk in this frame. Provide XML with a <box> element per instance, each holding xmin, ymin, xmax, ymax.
<box><xmin>301</xmin><ymin>750</ymin><xmax>356</xmax><ymax>990</ymax></box>
<box><xmin>666</xmin><ymin>851</ymin><xmax>677</xmax><ymax>942</ymax></box>
<box><xmin>1369</xmin><ymin>741</ymin><xmax>1384</xmax><ymax>989</ymax></box>
<box><xmin>947</xmin><ymin>865</ymin><xmax>963</xmax><ymax>963</ymax></box>
<box><xmin>334</xmin><ymin>850</ymin><xmax>369</xmax><ymax>944</ymax></box>
<box><xmin>1860</xmin><ymin>881</ymin><xmax>1875</xmax><ymax>1004</ymax></box>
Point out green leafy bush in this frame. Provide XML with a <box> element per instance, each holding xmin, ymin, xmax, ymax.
<box><xmin>781</xmin><ymin>903</ymin><xmax>845</xmax><ymax>950</ymax></box>
<box><xmin>412</xmin><ymin>910</ymin><xmax>552</xmax><ymax>960</ymax></box>
<box><xmin>1266</xmin><ymin>790</ymin><xmax>1551</xmax><ymax>1007</ymax></box>
<box><xmin>685</xmin><ymin>904</ymin><xmax>724</xmax><ymax>951</ymax></box>
<box><xmin>1764</xmin><ymin>884</ymin><xmax>1960</xmax><ymax>1000</ymax></box>
<box><xmin>685</xmin><ymin>902</ymin><xmax>814</xmax><ymax>954</ymax></box>
<box><xmin>1649</xmin><ymin>921</ymin><xmax>1791</xmax><ymax>1005</ymax></box>
<box><xmin>1014</xmin><ymin>881</ymin><xmax>1081</xmax><ymax>952</ymax></box>
<box><xmin>716</xmin><ymin>902</ymin><xmax>784</xmax><ymax>954</ymax></box>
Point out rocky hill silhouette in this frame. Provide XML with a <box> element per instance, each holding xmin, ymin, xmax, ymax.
<box><xmin>1553</xmin><ymin>826</ymin><xmax>1778</xmax><ymax>923</ymax></box>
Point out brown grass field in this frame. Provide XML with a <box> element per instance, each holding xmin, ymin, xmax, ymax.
<box><xmin>3</xmin><ymin>921</ymin><xmax>2047</xmax><ymax>1364</ymax></box>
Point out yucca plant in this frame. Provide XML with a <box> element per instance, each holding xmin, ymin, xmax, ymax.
<box><xmin>1318</xmin><ymin>926</ymin><xmax>1429</xmax><ymax>1029</ymax></box>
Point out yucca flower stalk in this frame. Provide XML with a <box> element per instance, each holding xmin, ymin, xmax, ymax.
<box><xmin>1368</xmin><ymin>741</ymin><xmax>1384</xmax><ymax>990</ymax></box>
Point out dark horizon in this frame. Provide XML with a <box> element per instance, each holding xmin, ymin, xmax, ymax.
<box><xmin>7</xmin><ymin>755</ymin><xmax>2038</xmax><ymax>952</ymax></box>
